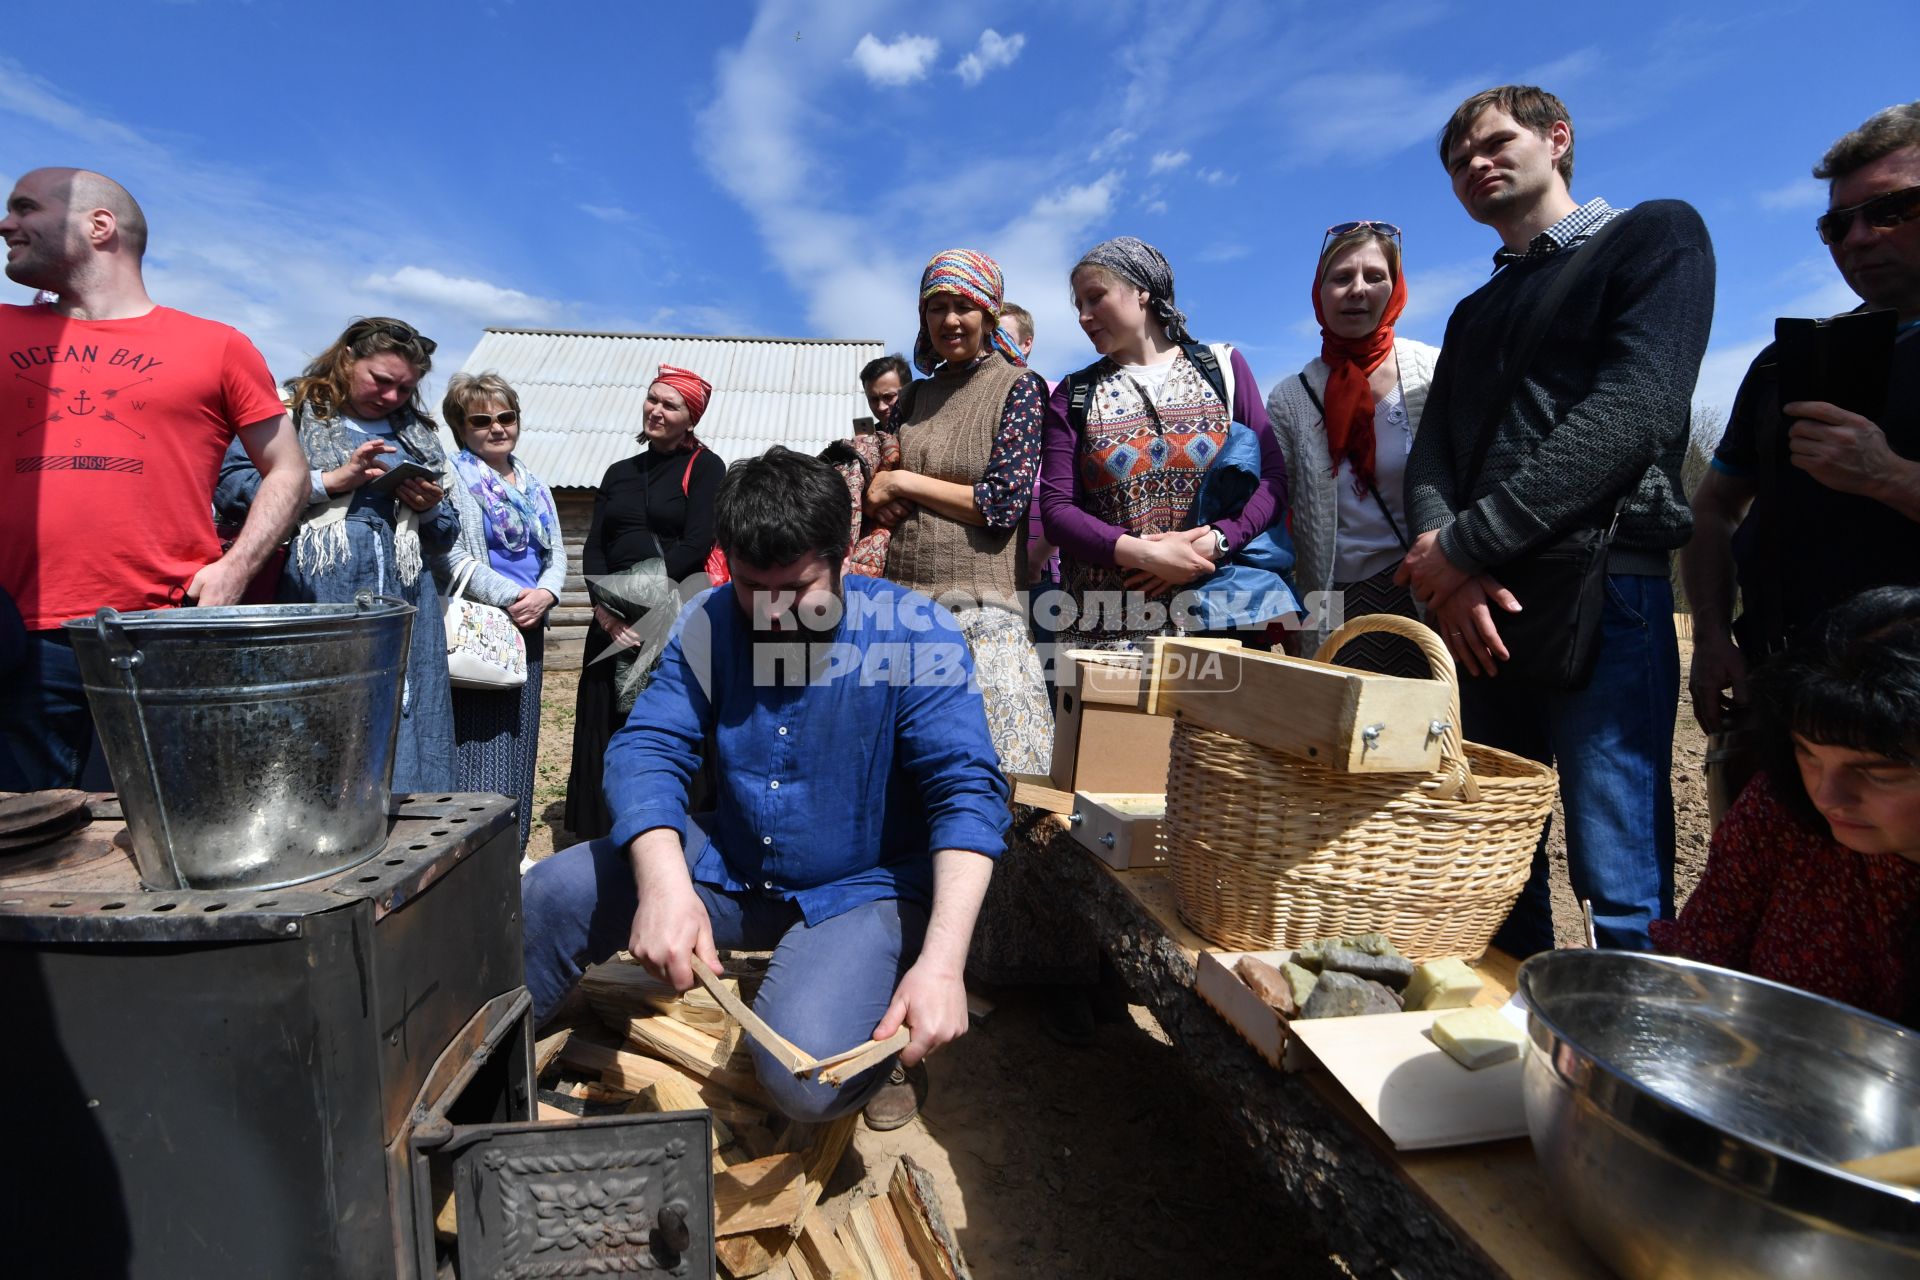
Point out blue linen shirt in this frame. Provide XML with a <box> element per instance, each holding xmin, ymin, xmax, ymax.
<box><xmin>604</xmin><ymin>575</ymin><xmax>1010</xmax><ymax>925</ymax></box>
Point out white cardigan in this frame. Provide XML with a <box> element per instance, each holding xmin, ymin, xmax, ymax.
<box><xmin>443</xmin><ymin>467</ymin><xmax>570</xmax><ymax>610</ymax></box>
<box><xmin>1266</xmin><ymin>337</ymin><xmax>1440</xmax><ymax>655</ymax></box>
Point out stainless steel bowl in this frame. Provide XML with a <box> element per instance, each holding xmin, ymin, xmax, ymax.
<box><xmin>1519</xmin><ymin>949</ymin><xmax>1920</xmax><ymax>1278</ymax></box>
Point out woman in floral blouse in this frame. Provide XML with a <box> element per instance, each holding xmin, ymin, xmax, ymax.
<box><xmin>1652</xmin><ymin>586</ymin><xmax>1920</xmax><ymax>1027</ymax></box>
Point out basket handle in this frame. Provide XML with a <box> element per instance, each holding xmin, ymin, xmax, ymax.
<box><xmin>1312</xmin><ymin>613</ymin><xmax>1478</xmax><ymax>800</ymax></box>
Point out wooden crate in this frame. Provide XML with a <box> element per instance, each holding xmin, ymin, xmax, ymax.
<box><xmin>1048</xmin><ymin>650</ymin><xmax>1178</xmax><ymax>794</ymax></box>
<box><xmin>1147</xmin><ymin>637</ymin><xmax>1452</xmax><ymax>774</ymax></box>
<box><xmin>1068</xmin><ymin>791</ymin><xmax>1166</xmax><ymax>870</ymax></box>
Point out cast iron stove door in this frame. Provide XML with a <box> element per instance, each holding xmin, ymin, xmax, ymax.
<box><xmin>446</xmin><ymin>1113</ymin><xmax>713</xmax><ymax>1278</ymax></box>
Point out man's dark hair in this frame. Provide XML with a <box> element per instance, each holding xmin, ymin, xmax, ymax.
<box><xmin>1437</xmin><ymin>85</ymin><xmax>1575</xmax><ymax>187</ymax></box>
<box><xmin>1814</xmin><ymin>101</ymin><xmax>1920</xmax><ymax>182</ymax></box>
<box><xmin>1758</xmin><ymin>585</ymin><xmax>1920</xmax><ymax>827</ymax></box>
<box><xmin>714</xmin><ymin>446</ymin><xmax>852</xmax><ymax>569</ymax></box>
<box><xmin>859</xmin><ymin>353</ymin><xmax>910</xmax><ymax>389</ymax></box>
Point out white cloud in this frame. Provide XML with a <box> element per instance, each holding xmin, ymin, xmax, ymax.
<box><xmin>358</xmin><ymin>266</ymin><xmax>561</xmax><ymax>326</ymax></box>
<box><xmin>1758</xmin><ymin>178</ymin><xmax>1825</xmax><ymax>213</ymax></box>
<box><xmin>0</xmin><ymin>56</ymin><xmax>621</xmax><ymax>394</ymax></box>
<box><xmin>1197</xmin><ymin>243</ymin><xmax>1250</xmax><ymax>264</ymax></box>
<box><xmin>1089</xmin><ymin>128</ymin><xmax>1135</xmax><ymax>163</ymax></box>
<box><xmin>955</xmin><ymin>29</ymin><xmax>1025</xmax><ymax>87</ymax></box>
<box><xmin>1149</xmin><ymin>149</ymin><xmax>1190</xmax><ymax>174</ymax></box>
<box><xmin>579</xmin><ymin>203</ymin><xmax>634</xmax><ymax>223</ymax></box>
<box><xmin>1196</xmin><ymin>167</ymin><xmax>1237</xmax><ymax>186</ymax></box>
<box><xmin>1399</xmin><ymin>259</ymin><xmax>1490</xmax><ymax>327</ymax></box>
<box><xmin>1090</xmin><ymin>129</ymin><xmax>1128</xmax><ymax>164</ymax></box>
<box><xmin>700</xmin><ymin>10</ymin><xmax>1119</xmax><ymax>371</ymax></box>
<box><xmin>851</xmin><ymin>32</ymin><xmax>939</xmax><ymax>87</ymax></box>
<box><xmin>1141</xmin><ymin>199</ymin><xmax>1169</xmax><ymax>216</ymax></box>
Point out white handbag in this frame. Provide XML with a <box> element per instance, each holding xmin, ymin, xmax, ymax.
<box><xmin>443</xmin><ymin>559</ymin><xmax>528</xmax><ymax>690</ymax></box>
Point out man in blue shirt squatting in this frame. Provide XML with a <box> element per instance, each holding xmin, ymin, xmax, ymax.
<box><xmin>521</xmin><ymin>446</ymin><xmax>1008</xmax><ymax>1131</ymax></box>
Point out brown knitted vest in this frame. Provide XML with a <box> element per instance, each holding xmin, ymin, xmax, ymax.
<box><xmin>885</xmin><ymin>355</ymin><xmax>1028</xmax><ymax>614</ymax></box>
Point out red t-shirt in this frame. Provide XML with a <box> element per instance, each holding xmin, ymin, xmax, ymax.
<box><xmin>1650</xmin><ymin>773</ymin><xmax>1920</xmax><ymax>1027</ymax></box>
<box><xmin>0</xmin><ymin>303</ymin><xmax>285</xmax><ymax>629</ymax></box>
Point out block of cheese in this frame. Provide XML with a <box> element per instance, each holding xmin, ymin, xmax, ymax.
<box><xmin>1432</xmin><ymin>1007</ymin><xmax>1527</xmax><ymax>1070</ymax></box>
<box><xmin>1403</xmin><ymin>957</ymin><xmax>1484</xmax><ymax>1011</ymax></box>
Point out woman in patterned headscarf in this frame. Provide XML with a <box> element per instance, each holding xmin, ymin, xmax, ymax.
<box><xmin>870</xmin><ymin>248</ymin><xmax>1052</xmax><ymax>774</ymax></box>
<box><xmin>864</xmin><ymin>249</ymin><xmax>1067</xmax><ymax>1051</ymax></box>
<box><xmin>565</xmin><ymin>363</ymin><xmax>726</xmax><ymax>840</ymax></box>
<box><xmin>1038</xmin><ymin>236</ymin><xmax>1287</xmax><ymax>649</ymax></box>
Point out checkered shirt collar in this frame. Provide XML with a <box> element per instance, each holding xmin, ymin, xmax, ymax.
<box><xmin>1491</xmin><ymin>197</ymin><xmax>1620</xmax><ymax>270</ymax></box>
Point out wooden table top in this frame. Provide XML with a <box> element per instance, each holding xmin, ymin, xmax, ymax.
<box><xmin>1055</xmin><ymin>826</ymin><xmax>1611</xmax><ymax>1280</ymax></box>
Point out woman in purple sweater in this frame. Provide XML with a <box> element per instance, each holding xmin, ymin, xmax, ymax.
<box><xmin>1038</xmin><ymin>236</ymin><xmax>1286</xmax><ymax>648</ymax></box>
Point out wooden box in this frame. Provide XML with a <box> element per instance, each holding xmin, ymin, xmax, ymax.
<box><xmin>1048</xmin><ymin>651</ymin><xmax>1177</xmax><ymax>794</ymax></box>
<box><xmin>1067</xmin><ymin>792</ymin><xmax>1166</xmax><ymax>870</ymax></box>
<box><xmin>1148</xmin><ymin>637</ymin><xmax>1453</xmax><ymax>774</ymax></box>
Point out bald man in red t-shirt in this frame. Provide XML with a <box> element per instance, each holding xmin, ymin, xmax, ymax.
<box><xmin>0</xmin><ymin>167</ymin><xmax>308</xmax><ymax>790</ymax></box>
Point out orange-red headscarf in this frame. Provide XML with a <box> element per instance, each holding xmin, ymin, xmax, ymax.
<box><xmin>1313</xmin><ymin>251</ymin><xmax>1407</xmax><ymax>495</ymax></box>
<box><xmin>651</xmin><ymin>364</ymin><xmax>712</xmax><ymax>425</ymax></box>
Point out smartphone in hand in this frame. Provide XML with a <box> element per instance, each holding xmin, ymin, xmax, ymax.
<box><xmin>1774</xmin><ymin>309</ymin><xmax>1897</xmax><ymax>422</ymax></box>
<box><xmin>365</xmin><ymin>459</ymin><xmax>438</xmax><ymax>495</ymax></box>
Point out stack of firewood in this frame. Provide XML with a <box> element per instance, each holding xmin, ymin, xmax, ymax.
<box><xmin>534</xmin><ymin>953</ymin><xmax>970</xmax><ymax>1280</ymax></box>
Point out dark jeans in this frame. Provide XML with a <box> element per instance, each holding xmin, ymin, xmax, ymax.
<box><xmin>521</xmin><ymin>818</ymin><xmax>928</xmax><ymax>1122</ymax></box>
<box><xmin>1464</xmin><ymin>574</ymin><xmax>1679</xmax><ymax>956</ymax></box>
<box><xmin>0</xmin><ymin>629</ymin><xmax>111</xmax><ymax>792</ymax></box>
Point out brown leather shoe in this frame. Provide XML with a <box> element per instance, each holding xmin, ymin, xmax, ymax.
<box><xmin>861</xmin><ymin>1061</ymin><xmax>928</xmax><ymax>1132</ymax></box>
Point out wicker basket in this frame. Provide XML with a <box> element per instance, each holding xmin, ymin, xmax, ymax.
<box><xmin>1164</xmin><ymin>614</ymin><xmax>1556</xmax><ymax>960</ymax></box>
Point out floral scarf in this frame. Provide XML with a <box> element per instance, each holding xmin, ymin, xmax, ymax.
<box><xmin>452</xmin><ymin>450</ymin><xmax>558</xmax><ymax>555</ymax></box>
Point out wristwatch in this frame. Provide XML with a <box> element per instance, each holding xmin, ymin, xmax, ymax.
<box><xmin>1210</xmin><ymin>528</ymin><xmax>1230</xmax><ymax>560</ymax></box>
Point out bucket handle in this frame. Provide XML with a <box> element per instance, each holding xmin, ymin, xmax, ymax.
<box><xmin>91</xmin><ymin>607</ymin><xmax>191</xmax><ymax>889</ymax></box>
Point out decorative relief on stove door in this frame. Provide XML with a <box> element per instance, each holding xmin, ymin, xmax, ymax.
<box><xmin>458</xmin><ymin>1127</ymin><xmax>706</xmax><ymax>1277</ymax></box>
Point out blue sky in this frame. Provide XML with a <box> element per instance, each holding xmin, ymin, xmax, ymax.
<box><xmin>3</xmin><ymin>1</ymin><xmax>1916</xmax><ymax>421</ymax></box>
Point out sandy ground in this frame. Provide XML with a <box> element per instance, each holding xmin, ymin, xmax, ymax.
<box><xmin>527</xmin><ymin>639</ymin><xmax>1712</xmax><ymax>1278</ymax></box>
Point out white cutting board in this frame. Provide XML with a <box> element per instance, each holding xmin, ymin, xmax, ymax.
<box><xmin>1288</xmin><ymin>1007</ymin><xmax>1529</xmax><ymax>1150</ymax></box>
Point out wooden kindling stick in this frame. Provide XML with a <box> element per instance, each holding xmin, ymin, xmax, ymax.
<box><xmin>690</xmin><ymin>954</ymin><xmax>909</xmax><ymax>1085</ymax></box>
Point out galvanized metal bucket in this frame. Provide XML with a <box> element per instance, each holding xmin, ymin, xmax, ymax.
<box><xmin>64</xmin><ymin>595</ymin><xmax>415</xmax><ymax>891</ymax></box>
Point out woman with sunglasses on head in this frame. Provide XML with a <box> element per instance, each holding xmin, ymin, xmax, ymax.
<box><xmin>442</xmin><ymin>372</ymin><xmax>566</xmax><ymax>852</ymax></box>
<box><xmin>1266</xmin><ymin>221</ymin><xmax>1440</xmax><ymax>673</ymax></box>
<box><xmin>215</xmin><ymin>316</ymin><xmax>459</xmax><ymax>791</ymax></box>
<box><xmin>564</xmin><ymin>365</ymin><xmax>725</xmax><ymax>841</ymax></box>
<box><xmin>1038</xmin><ymin>236</ymin><xmax>1286</xmax><ymax>650</ymax></box>
<box><xmin>1651</xmin><ymin>585</ymin><xmax>1920</xmax><ymax>1028</ymax></box>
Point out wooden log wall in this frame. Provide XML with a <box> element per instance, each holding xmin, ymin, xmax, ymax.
<box><xmin>549</xmin><ymin>489</ymin><xmax>595</xmax><ymax>670</ymax></box>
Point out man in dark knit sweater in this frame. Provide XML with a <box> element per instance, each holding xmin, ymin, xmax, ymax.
<box><xmin>1400</xmin><ymin>85</ymin><xmax>1716</xmax><ymax>955</ymax></box>
<box><xmin>1681</xmin><ymin>102</ymin><xmax>1920</xmax><ymax>819</ymax></box>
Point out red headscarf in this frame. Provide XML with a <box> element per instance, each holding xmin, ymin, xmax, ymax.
<box><xmin>1312</xmin><ymin>244</ymin><xmax>1407</xmax><ymax>495</ymax></box>
<box><xmin>651</xmin><ymin>364</ymin><xmax>712</xmax><ymax>430</ymax></box>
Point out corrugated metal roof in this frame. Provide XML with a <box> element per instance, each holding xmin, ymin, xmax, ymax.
<box><xmin>458</xmin><ymin>328</ymin><xmax>887</xmax><ymax>488</ymax></box>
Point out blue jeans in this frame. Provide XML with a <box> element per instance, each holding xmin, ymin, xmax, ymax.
<box><xmin>521</xmin><ymin>821</ymin><xmax>928</xmax><ymax>1123</ymax></box>
<box><xmin>1463</xmin><ymin>574</ymin><xmax>1678</xmax><ymax>957</ymax></box>
<box><xmin>0</xmin><ymin>630</ymin><xmax>112</xmax><ymax>792</ymax></box>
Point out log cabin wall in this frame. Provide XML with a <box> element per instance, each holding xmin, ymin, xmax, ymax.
<box><xmin>549</xmin><ymin>489</ymin><xmax>597</xmax><ymax>669</ymax></box>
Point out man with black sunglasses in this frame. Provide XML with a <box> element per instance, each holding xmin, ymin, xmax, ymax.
<box><xmin>1401</xmin><ymin>85</ymin><xmax>1716</xmax><ymax>956</ymax></box>
<box><xmin>1683</xmin><ymin>101</ymin><xmax>1920</xmax><ymax>817</ymax></box>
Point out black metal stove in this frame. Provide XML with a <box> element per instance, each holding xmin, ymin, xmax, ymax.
<box><xmin>0</xmin><ymin>792</ymin><xmax>713</xmax><ymax>1279</ymax></box>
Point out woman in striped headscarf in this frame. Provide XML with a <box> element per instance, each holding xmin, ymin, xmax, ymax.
<box><xmin>869</xmin><ymin>248</ymin><xmax>1053</xmax><ymax>774</ymax></box>
<box><xmin>867</xmin><ymin>248</ymin><xmax>1075</xmax><ymax>1021</ymax></box>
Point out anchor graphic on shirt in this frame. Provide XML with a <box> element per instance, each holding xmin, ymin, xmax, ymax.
<box><xmin>68</xmin><ymin>390</ymin><xmax>97</xmax><ymax>416</ymax></box>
